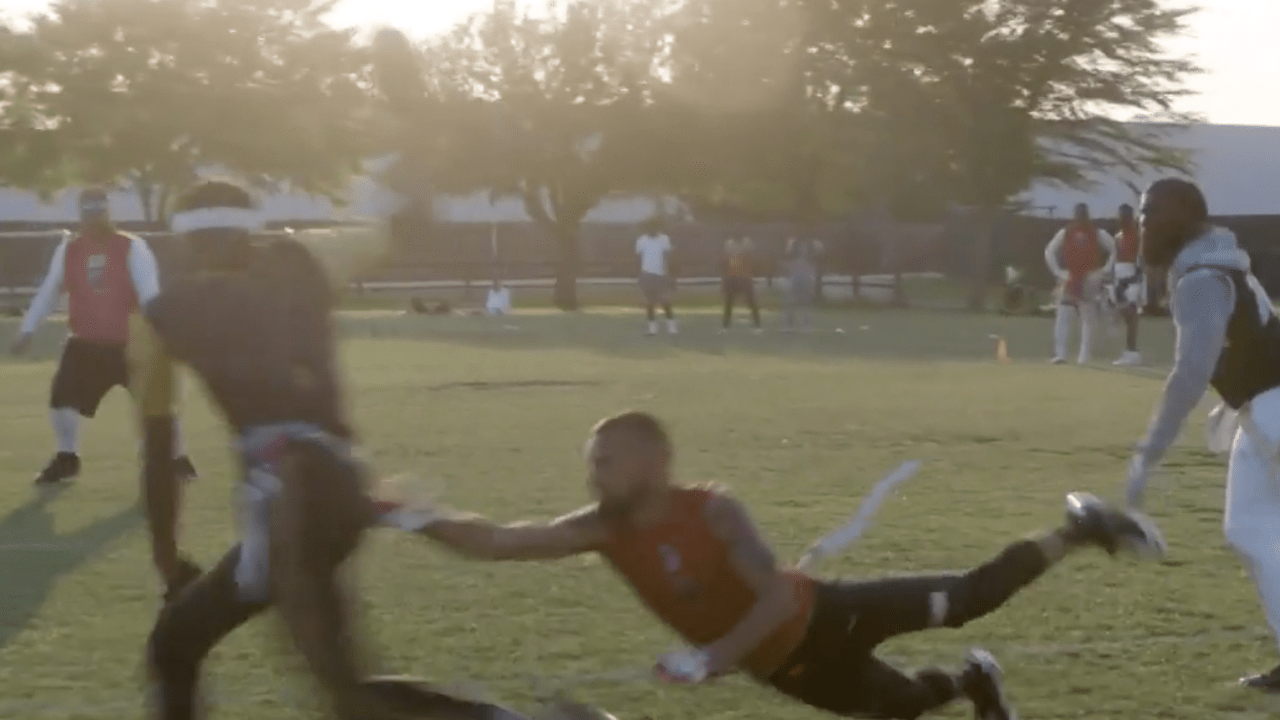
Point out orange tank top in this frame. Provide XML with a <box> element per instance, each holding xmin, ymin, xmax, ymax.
<box><xmin>598</xmin><ymin>487</ymin><xmax>814</xmax><ymax>677</ymax></box>
<box><xmin>1116</xmin><ymin>224</ymin><xmax>1140</xmax><ymax>263</ymax></box>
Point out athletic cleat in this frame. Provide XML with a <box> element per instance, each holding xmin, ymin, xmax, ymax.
<box><xmin>960</xmin><ymin>649</ymin><xmax>1016</xmax><ymax>720</ymax></box>
<box><xmin>172</xmin><ymin>456</ymin><xmax>199</xmax><ymax>483</ymax></box>
<box><xmin>1049</xmin><ymin>356</ymin><xmax>1066</xmax><ymax>364</ymax></box>
<box><xmin>1065</xmin><ymin>492</ymin><xmax>1167</xmax><ymax>559</ymax></box>
<box><xmin>34</xmin><ymin>452</ymin><xmax>80</xmax><ymax>485</ymax></box>
<box><xmin>1240</xmin><ymin>664</ymin><xmax>1280</xmax><ymax>692</ymax></box>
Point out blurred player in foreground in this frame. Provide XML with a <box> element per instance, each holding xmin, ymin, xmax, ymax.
<box><xmin>378</xmin><ymin>410</ymin><xmax>1166</xmax><ymax>720</ymax></box>
<box><xmin>12</xmin><ymin>187</ymin><xmax>196</xmax><ymax>485</ymax></box>
<box><xmin>1109</xmin><ymin>203</ymin><xmax>1145</xmax><ymax>366</ymax></box>
<box><xmin>135</xmin><ymin>179</ymin><xmax>557</xmax><ymax>720</ymax></box>
<box><xmin>1044</xmin><ymin>203</ymin><xmax>1116</xmax><ymax>364</ymax></box>
<box><xmin>1125</xmin><ymin>178</ymin><xmax>1280</xmax><ymax>691</ymax></box>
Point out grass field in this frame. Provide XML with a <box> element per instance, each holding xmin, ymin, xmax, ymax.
<box><xmin>1</xmin><ymin>304</ymin><xmax>1276</xmax><ymax>720</ymax></box>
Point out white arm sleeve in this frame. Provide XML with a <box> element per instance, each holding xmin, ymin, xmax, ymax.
<box><xmin>127</xmin><ymin>235</ymin><xmax>162</xmax><ymax>305</ymax></box>
<box><xmin>1044</xmin><ymin>230</ymin><xmax>1067</xmax><ymax>279</ymax></box>
<box><xmin>1097</xmin><ymin>230</ymin><xmax>1117</xmax><ymax>273</ymax></box>
<box><xmin>20</xmin><ymin>235</ymin><xmax>69</xmax><ymax>335</ymax></box>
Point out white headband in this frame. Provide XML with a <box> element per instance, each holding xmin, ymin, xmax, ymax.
<box><xmin>170</xmin><ymin>207</ymin><xmax>265</xmax><ymax>234</ymax></box>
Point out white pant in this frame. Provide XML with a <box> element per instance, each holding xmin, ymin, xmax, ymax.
<box><xmin>1054</xmin><ymin>302</ymin><xmax>1097</xmax><ymax>362</ymax></box>
<box><xmin>1226</xmin><ymin>387</ymin><xmax>1280</xmax><ymax>653</ymax></box>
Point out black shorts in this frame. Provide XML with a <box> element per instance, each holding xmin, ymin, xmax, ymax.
<box><xmin>766</xmin><ymin>540</ymin><xmax>1048</xmax><ymax>718</ymax></box>
<box><xmin>50</xmin><ymin>337</ymin><xmax>129</xmax><ymax>417</ymax></box>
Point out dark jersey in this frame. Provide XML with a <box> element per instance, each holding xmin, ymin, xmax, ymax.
<box><xmin>128</xmin><ymin>237</ymin><xmax>350</xmax><ymax>439</ymax></box>
<box><xmin>1195</xmin><ymin>266</ymin><xmax>1280</xmax><ymax>409</ymax></box>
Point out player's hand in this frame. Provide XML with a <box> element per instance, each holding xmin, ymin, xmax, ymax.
<box><xmin>371</xmin><ymin>476</ymin><xmax>446</xmax><ymax>532</ymax></box>
<box><xmin>10</xmin><ymin>332</ymin><xmax>32</xmax><ymax>356</ymax></box>
<box><xmin>653</xmin><ymin>647</ymin><xmax>709</xmax><ymax>684</ymax></box>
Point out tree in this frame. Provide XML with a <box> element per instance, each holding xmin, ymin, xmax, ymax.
<box><xmin>665</xmin><ymin>0</ymin><xmax>869</xmax><ymax>223</ymax></box>
<box><xmin>0</xmin><ymin>25</ymin><xmax>70</xmax><ymax>195</ymax></box>
<box><xmin>834</xmin><ymin>0</ymin><xmax>1199</xmax><ymax>308</ymax></box>
<box><xmin>374</xmin><ymin>0</ymin><xmax>681</xmax><ymax>310</ymax></box>
<box><xmin>12</xmin><ymin>0</ymin><xmax>369</xmax><ymax>223</ymax></box>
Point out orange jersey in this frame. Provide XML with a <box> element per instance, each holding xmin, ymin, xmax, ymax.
<box><xmin>598</xmin><ymin>486</ymin><xmax>814</xmax><ymax>677</ymax></box>
<box><xmin>1116</xmin><ymin>224</ymin><xmax>1140</xmax><ymax>263</ymax></box>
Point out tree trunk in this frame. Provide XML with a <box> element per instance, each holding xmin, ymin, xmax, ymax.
<box><xmin>155</xmin><ymin>184</ymin><xmax>173</xmax><ymax>228</ymax></box>
<box><xmin>134</xmin><ymin>178</ymin><xmax>155</xmax><ymax>225</ymax></box>
<box><xmin>966</xmin><ymin>205</ymin><xmax>996</xmax><ymax>311</ymax></box>
<box><xmin>552</xmin><ymin>222</ymin><xmax>580</xmax><ymax>311</ymax></box>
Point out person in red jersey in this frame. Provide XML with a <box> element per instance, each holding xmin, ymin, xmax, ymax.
<box><xmin>375</xmin><ymin>411</ymin><xmax>1166</xmax><ymax>720</ymax></box>
<box><xmin>1109</xmin><ymin>203</ymin><xmax>1145</xmax><ymax>366</ymax></box>
<box><xmin>1044</xmin><ymin>203</ymin><xmax>1116</xmax><ymax>364</ymax></box>
<box><xmin>11</xmin><ymin>187</ymin><xmax>197</xmax><ymax>485</ymax></box>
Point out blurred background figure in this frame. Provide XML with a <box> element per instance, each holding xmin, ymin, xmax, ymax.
<box><xmin>635</xmin><ymin>218</ymin><xmax>677</xmax><ymax>335</ymax></box>
<box><xmin>783</xmin><ymin>234</ymin><xmax>823</xmax><ymax>332</ymax></box>
<box><xmin>1110</xmin><ymin>203</ymin><xmax>1145</xmax><ymax>366</ymax></box>
<box><xmin>1044</xmin><ymin>203</ymin><xmax>1115</xmax><ymax>364</ymax></box>
<box><xmin>486</xmin><ymin>279</ymin><xmax>512</xmax><ymax>316</ymax></box>
<box><xmin>721</xmin><ymin>235</ymin><xmax>761</xmax><ymax>333</ymax></box>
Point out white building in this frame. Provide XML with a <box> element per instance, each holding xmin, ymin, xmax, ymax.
<box><xmin>0</xmin><ymin>123</ymin><xmax>1272</xmax><ymax>225</ymax></box>
<box><xmin>0</xmin><ymin>154</ymin><xmax>688</xmax><ymax>226</ymax></box>
<box><xmin>1019</xmin><ymin>123</ymin><xmax>1280</xmax><ymax>218</ymax></box>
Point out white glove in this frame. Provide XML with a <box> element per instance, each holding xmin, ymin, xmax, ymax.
<box><xmin>372</xmin><ymin>477</ymin><xmax>447</xmax><ymax>531</ymax></box>
<box><xmin>654</xmin><ymin>647</ymin><xmax>709</xmax><ymax>684</ymax></box>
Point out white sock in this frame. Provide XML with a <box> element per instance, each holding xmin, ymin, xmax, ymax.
<box><xmin>1078</xmin><ymin>303</ymin><xmax>1097</xmax><ymax>362</ymax></box>
<box><xmin>1053</xmin><ymin>305</ymin><xmax>1076</xmax><ymax>358</ymax></box>
<box><xmin>648</xmin><ymin>321</ymin><xmax>657</xmax><ymax>334</ymax></box>
<box><xmin>667</xmin><ymin>318</ymin><xmax>677</xmax><ymax>333</ymax></box>
<box><xmin>51</xmin><ymin>408</ymin><xmax>80</xmax><ymax>455</ymax></box>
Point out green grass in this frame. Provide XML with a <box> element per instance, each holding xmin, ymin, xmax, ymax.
<box><xmin>1</xmin><ymin>305</ymin><xmax>1274</xmax><ymax>720</ymax></box>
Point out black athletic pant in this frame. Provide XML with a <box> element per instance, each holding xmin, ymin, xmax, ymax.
<box><xmin>722</xmin><ymin>276</ymin><xmax>760</xmax><ymax>328</ymax></box>
<box><xmin>147</xmin><ymin>441</ymin><xmax>527</xmax><ymax>720</ymax></box>
<box><xmin>768</xmin><ymin>539</ymin><xmax>1049</xmax><ymax>719</ymax></box>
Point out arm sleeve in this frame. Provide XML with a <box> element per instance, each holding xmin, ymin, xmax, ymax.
<box><xmin>1097</xmin><ymin>230</ymin><xmax>1117</xmax><ymax>274</ymax></box>
<box><xmin>1137</xmin><ymin>270</ymin><xmax>1234</xmax><ymax>467</ymax></box>
<box><xmin>20</xmin><ymin>235</ymin><xmax>69</xmax><ymax>334</ymax></box>
<box><xmin>127</xmin><ymin>235</ymin><xmax>162</xmax><ymax>304</ymax></box>
<box><xmin>1044</xmin><ymin>231</ymin><xmax>1066</xmax><ymax>279</ymax></box>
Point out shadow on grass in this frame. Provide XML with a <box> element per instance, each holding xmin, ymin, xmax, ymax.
<box><xmin>0</xmin><ymin>485</ymin><xmax>142</xmax><ymax>648</ymax></box>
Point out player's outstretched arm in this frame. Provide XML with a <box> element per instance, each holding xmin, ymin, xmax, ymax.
<box><xmin>1127</xmin><ymin>270</ymin><xmax>1232</xmax><ymax>506</ymax></box>
<box><xmin>379</xmin><ymin>499</ymin><xmax>607</xmax><ymax>561</ymax></box>
<box><xmin>699</xmin><ymin>494</ymin><xmax>798</xmax><ymax>676</ymax></box>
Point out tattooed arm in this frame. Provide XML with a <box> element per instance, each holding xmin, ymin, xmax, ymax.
<box><xmin>397</xmin><ymin>503</ymin><xmax>608</xmax><ymax>561</ymax></box>
<box><xmin>700</xmin><ymin>493</ymin><xmax>799</xmax><ymax>676</ymax></box>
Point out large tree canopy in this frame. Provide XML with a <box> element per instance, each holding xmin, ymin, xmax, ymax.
<box><xmin>7</xmin><ymin>0</ymin><xmax>370</xmax><ymax>223</ymax></box>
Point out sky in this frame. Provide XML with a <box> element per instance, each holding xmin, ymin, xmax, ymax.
<box><xmin>2</xmin><ymin>0</ymin><xmax>1277</xmax><ymax>127</ymax></box>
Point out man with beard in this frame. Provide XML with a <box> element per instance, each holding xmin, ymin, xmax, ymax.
<box><xmin>1124</xmin><ymin>178</ymin><xmax>1280</xmax><ymax>691</ymax></box>
<box><xmin>377</xmin><ymin>410</ymin><xmax>1166</xmax><ymax>720</ymax></box>
<box><xmin>12</xmin><ymin>187</ymin><xmax>197</xmax><ymax>485</ymax></box>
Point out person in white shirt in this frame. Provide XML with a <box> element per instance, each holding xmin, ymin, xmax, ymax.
<box><xmin>486</xmin><ymin>280</ymin><xmax>512</xmax><ymax>316</ymax></box>
<box><xmin>635</xmin><ymin>220</ymin><xmax>677</xmax><ymax>335</ymax></box>
<box><xmin>1044</xmin><ymin>203</ymin><xmax>1116</xmax><ymax>364</ymax></box>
